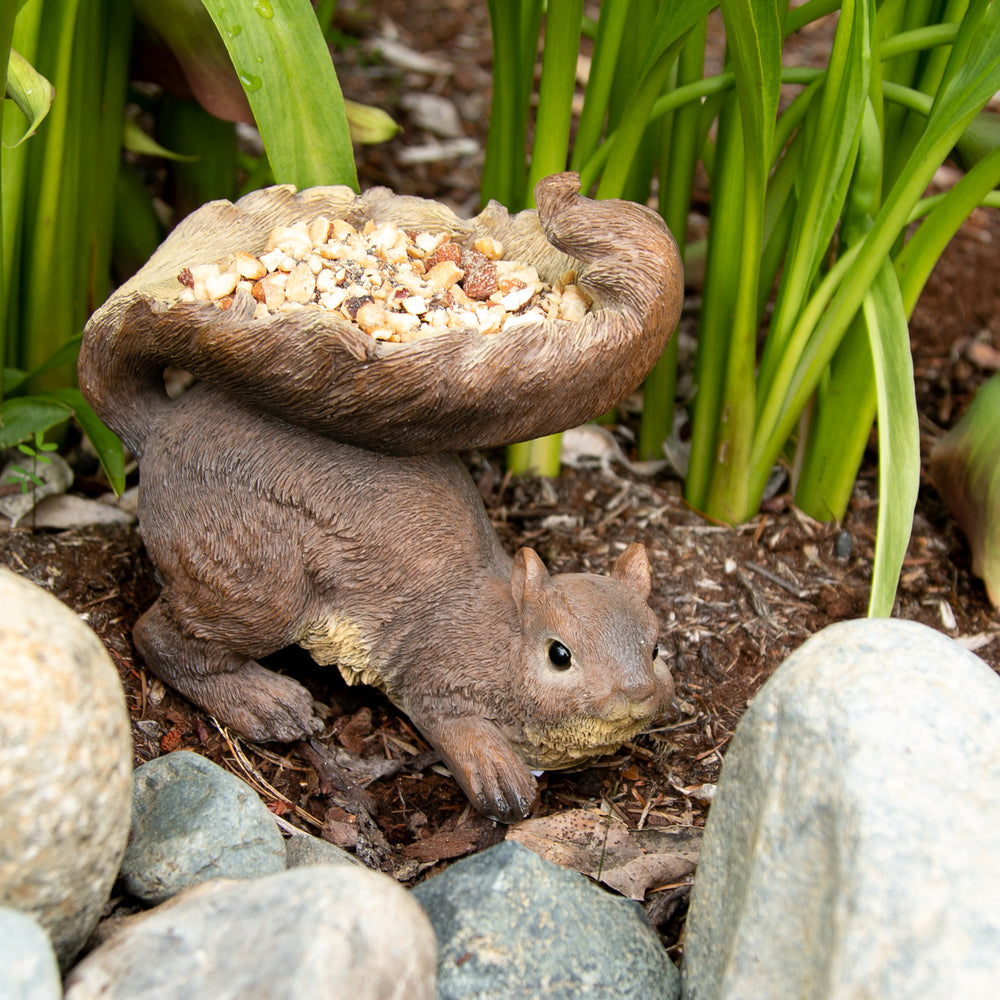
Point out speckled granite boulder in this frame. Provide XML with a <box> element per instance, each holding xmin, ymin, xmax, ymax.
<box><xmin>682</xmin><ymin>617</ymin><xmax>1000</xmax><ymax>1000</ymax></box>
<box><xmin>0</xmin><ymin>907</ymin><xmax>62</xmax><ymax>1000</ymax></box>
<box><xmin>64</xmin><ymin>864</ymin><xmax>437</xmax><ymax>1000</ymax></box>
<box><xmin>414</xmin><ymin>840</ymin><xmax>679</xmax><ymax>999</ymax></box>
<box><xmin>121</xmin><ymin>750</ymin><xmax>286</xmax><ymax>904</ymax></box>
<box><xmin>0</xmin><ymin>568</ymin><xmax>132</xmax><ymax>969</ymax></box>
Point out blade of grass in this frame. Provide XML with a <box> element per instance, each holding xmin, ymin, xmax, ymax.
<box><xmin>749</xmin><ymin>0</ymin><xmax>1000</xmax><ymax>511</ymax></box>
<box><xmin>757</xmin><ymin>0</ymin><xmax>871</xmax><ymax>401</ymax></box>
<box><xmin>527</xmin><ymin>0</ymin><xmax>583</xmax><ymax>199</ymax></box>
<box><xmin>483</xmin><ymin>0</ymin><xmax>540</xmax><ymax>209</ymax></box>
<box><xmin>606</xmin><ymin>0</ymin><xmax>663</xmax><ymax>203</ymax></box>
<box><xmin>793</xmin><ymin>311</ymin><xmax>877</xmax><ymax>520</ymax></box>
<box><xmin>199</xmin><ymin>0</ymin><xmax>357</xmax><ymax>190</ymax></box>
<box><xmin>685</xmin><ymin>95</ymin><xmax>746</xmax><ymax>511</ymax></box>
<box><xmin>862</xmin><ymin>261</ymin><xmax>919</xmax><ymax>617</ymax></box>
<box><xmin>594</xmin><ymin>0</ymin><xmax>717</xmax><ymax>202</ymax></box>
<box><xmin>3</xmin><ymin>0</ymin><xmax>45</xmax><ymax>371</ymax></box>
<box><xmin>637</xmin><ymin>20</ymin><xmax>708</xmax><ymax>462</ymax></box>
<box><xmin>701</xmin><ymin>0</ymin><xmax>782</xmax><ymax>522</ymax></box>
<box><xmin>793</xmin><ymin>96</ymin><xmax>883</xmax><ymax>519</ymax></box>
<box><xmin>569</xmin><ymin>0</ymin><xmax>629</xmax><ymax>176</ymax></box>
<box><xmin>82</xmin><ymin>0</ymin><xmax>131</xmax><ymax>317</ymax></box>
<box><xmin>19</xmin><ymin>0</ymin><xmax>84</xmax><ymax>376</ymax></box>
<box><xmin>895</xmin><ymin>140</ymin><xmax>1000</xmax><ymax>315</ymax></box>
<box><xmin>0</xmin><ymin>7</ymin><xmax>15</xmax><ymax>390</ymax></box>
<box><xmin>882</xmin><ymin>0</ymin><xmax>969</xmax><ymax>194</ymax></box>
<box><xmin>37</xmin><ymin>387</ymin><xmax>125</xmax><ymax>492</ymax></box>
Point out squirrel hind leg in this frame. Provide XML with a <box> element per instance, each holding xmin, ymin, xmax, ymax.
<box><xmin>134</xmin><ymin>598</ymin><xmax>322</xmax><ymax>743</ymax></box>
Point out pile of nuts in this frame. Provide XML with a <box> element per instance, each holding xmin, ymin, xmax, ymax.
<box><xmin>175</xmin><ymin>217</ymin><xmax>593</xmax><ymax>342</ymax></box>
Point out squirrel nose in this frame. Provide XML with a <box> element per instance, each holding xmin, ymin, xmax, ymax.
<box><xmin>603</xmin><ymin>676</ymin><xmax>663</xmax><ymax>722</ymax></box>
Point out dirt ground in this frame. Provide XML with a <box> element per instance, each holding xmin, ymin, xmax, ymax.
<box><xmin>2</xmin><ymin>1</ymin><xmax>999</xmax><ymax>956</ymax></box>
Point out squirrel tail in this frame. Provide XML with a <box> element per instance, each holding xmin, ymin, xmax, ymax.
<box><xmin>78</xmin><ymin>298</ymin><xmax>173</xmax><ymax>459</ymax></box>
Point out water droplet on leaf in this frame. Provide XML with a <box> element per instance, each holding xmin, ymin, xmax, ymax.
<box><xmin>228</xmin><ymin>24</ymin><xmax>242</xmax><ymax>37</ymax></box>
<box><xmin>239</xmin><ymin>73</ymin><xmax>263</xmax><ymax>92</ymax></box>
<box><xmin>253</xmin><ymin>0</ymin><xmax>273</xmax><ymax>18</ymax></box>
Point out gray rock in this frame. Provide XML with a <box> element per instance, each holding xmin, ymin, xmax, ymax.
<box><xmin>64</xmin><ymin>864</ymin><xmax>437</xmax><ymax>1000</ymax></box>
<box><xmin>0</xmin><ymin>568</ymin><xmax>132</xmax><ymax>968</ymax></box>
<box><xmin>682</xmin><ymin>617</ymin><xmax>1000</xmax><ymax>1000</ymax></box>
<box><xmin>284</xmin><ymin>831</ymin><xmax>363</xmax><ymax>869</ymax></box>
<box><xmin>121</xmin><ymin>750</ymin><xmax>286</xmax><ymax>904</ymax></box>
<box><xmin>413</xmin><ymin>840</ymin><xmax>679</xmax><ymax>999</ymax></box>
<box><xmin>0</xmin><ymin>908</ymin><xmax>62</xmax><ymax>1000</ymax></box>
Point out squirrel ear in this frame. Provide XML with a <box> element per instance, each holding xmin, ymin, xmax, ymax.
<box><xmin>610</xmin><ymin>543</ymin><xmax>652</xmax><ymax>599</ymax></box>
<box><xmin>511</xmin><ymin>547</ymin><xmax>552</xmax><ymax>612</ymax></box>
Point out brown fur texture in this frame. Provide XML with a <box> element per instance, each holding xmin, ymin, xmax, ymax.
<box><xmin>80</xmin><ymin>174</ymin><xmax>682</xmax><ymax>821</ymax></box>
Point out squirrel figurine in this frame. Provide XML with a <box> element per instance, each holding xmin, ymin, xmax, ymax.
<box><xmin>80</xmin><ymin>173</ymin><xmax>683</xmax><ymax>822</ymax></box>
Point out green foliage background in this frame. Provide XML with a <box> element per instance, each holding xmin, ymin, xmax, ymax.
<box><xmin>3</xmin><ymin>0</ymin><xmax>1000</xmax><ymax>616</ymax></box>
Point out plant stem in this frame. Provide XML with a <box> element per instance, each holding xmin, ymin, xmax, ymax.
<box><xmin>483</xmin><ymin>0</ymin><xmax>539</xmax><ymax>210</ymax></box>
<box><xmin>527</xmin><ymin>0</ymin><xmax>583</xmax><ymax>201</ymax></box>
<box><xmin>507</xmin><ymin>435</ymin><xmax>564</xmax><ymax>477</ymax></box>
<box><xmin>569</xmin><ymin>0</ymin><xmax>629</xmax><ymax>177</ymax></box>
<box><xmin>685</xmin><ymin>96</ymin><xmax>745</xmax><ymax>511</ymax></box>
<box><xmin>637</xmin><ymin>20</ymin><xmax>706</xmax><ymax>462</ymax></box>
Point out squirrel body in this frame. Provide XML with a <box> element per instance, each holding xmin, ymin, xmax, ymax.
<box><xmin>80</xmin><ymin>174</ymin><xmax>683</xmax><ymax>821</ymax></box>
<box><xmin>134</xmin><ymin>383</ymin><xmax>673</xmax><ymax>821</ymax></box>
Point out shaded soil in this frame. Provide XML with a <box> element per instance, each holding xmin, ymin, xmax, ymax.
<box><xmin>2</xmin><ymin>0</ymin><xmax>999</xmax><ymax>956</ymax></box>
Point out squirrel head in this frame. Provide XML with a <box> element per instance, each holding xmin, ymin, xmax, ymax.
<box><xmin>505</xmin><ymin>543</ymin><xmax>674</xmax><ymax>770</ymax></box>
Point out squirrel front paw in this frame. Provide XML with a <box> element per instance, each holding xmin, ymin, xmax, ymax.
<box><xmin>420</xmin><ymin>717</ymin><xmax>539</xmax><ymax>823</ymax></box>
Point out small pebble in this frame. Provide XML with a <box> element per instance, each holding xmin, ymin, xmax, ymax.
<box><xmin>834</xmin><ymin>529</ymin><xmax>852</xmax><ymax>559</ymax></box>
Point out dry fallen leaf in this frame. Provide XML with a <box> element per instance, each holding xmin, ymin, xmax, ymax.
<box><xmin>506</xmin><ymin>808</ymin><xmax>700</xmax><ymax>900</ymax></box>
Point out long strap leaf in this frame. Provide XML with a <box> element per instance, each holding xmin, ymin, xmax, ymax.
<box><xmin>199</xmin><ymin>0</ymin><xmax>357</xmax><ymax>190</ymax></box>
<box><xmin>864</xmin><ymin>261</ymin><xmax>919</xmax><ymax>618</ymax></box>
<box><xmin>749</xmin><ymin>0</ymin><xmax>1000</xmax><ymax>509</ymax></box>
<box><xmin>701</xmin><ymin>0</ymin><xmax>782</xmax><ymax>520</ymax></box>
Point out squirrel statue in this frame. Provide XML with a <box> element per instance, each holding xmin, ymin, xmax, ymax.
<box><xmin>79</xmin><ymin>173</ymin><xmax>683</xmax><ymax>822</ymax></box>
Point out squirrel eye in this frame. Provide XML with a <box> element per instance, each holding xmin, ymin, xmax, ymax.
<box><xmin>652</xmin><ymin>643</ymin><xmax>661</xmax><ymax>661</ymax></box>
<box><xmin>547</xmin><ymin>640</ymin><xmax>572</xmax><ymax>669</ymax></box>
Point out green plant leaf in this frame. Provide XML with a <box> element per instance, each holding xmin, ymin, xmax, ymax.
<box><xmin>896</xmin><ymin>141</ymin><xmax>1000</xmax><ymax>316</ymax></box>
<box><xmin>700</xmin><ymin>0</ymin><xmax>782</xmax><ymax>521</ymax></box>
<box><xmin>527</xmin><ymin>0</ymin><xmax>583</xmax><ymax>200</ymax></box>
<box><xmin>569</xmin><ymin>0</ymin><xmax>629</xmax><ymax>173</ymax></box>
<box><xmin>685</xmin><ymin>96</ymin><xmax>746</xmax><ymax>511</ymax></box>
<box><xmin>4</xmin><ymin>47</ymin><xmax>54</xmax><ymax>146</ymax></box>
<box><xmin>757</xmin><ymin>0</ymin><xmax>872</xmax><ymax>399</ymax></box>
<box><xmin>0</xmin><ymin>395</ymin><xmax>73</xmax><ymax>448</ymax></box>
<box><xmin>3</xmin><ymin>366</ymin><xmax>28</xmax><ymax>395</ymax></box>
<box><xmin>594</xmin><ymin>0</ymin><xmax>717</xmax><ymax>201</ymax></box>
<box><xmin>637</xmin><ymin>0</ymin><xmax>719</xmax><ymax>79</ymax></box>
<box><xmin>36</xmin><ymin>386</ymin><xmax>126</xmax><ymax>494</ymax></box>
<box><xmin>198</xmin><ymin>0</ymin><xmax>358</xmax><ymax>190</ymax></box>
<box><xmin>864</xmin><ymin>262</ymin><xmax>919</xmax><ymax>617</ymax></box>
<box><xmin>483</xmin><ymin>0</ymin><xmax>543</xmax><ymax>210</ymax></box>
<box><xmin>122</xmin><ymin>117</ymin><xmax>198</xmax><ymax>161</ymax></box>
<box><xmin>750</xmin><ymin>0</ymin><xmax>1000</xmax><ymax>511</ymax></box>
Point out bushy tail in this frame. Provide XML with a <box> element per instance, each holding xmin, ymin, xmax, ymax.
<box><xmin>78</xmin><ymin>297</ymin><xmax>173</xmax><ymax>458</ymax></box>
